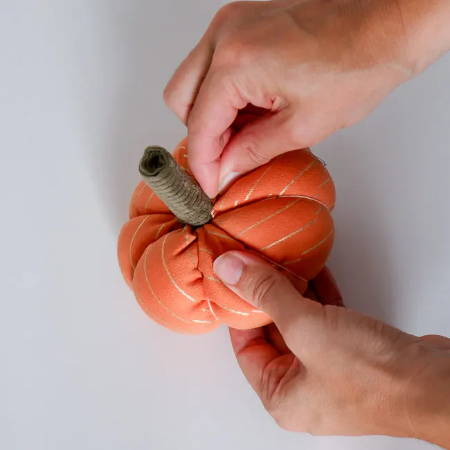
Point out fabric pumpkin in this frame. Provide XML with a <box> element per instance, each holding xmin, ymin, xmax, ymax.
<box><xmin>118</xmin><ymin>139</ymin><xmax>336</xmax><ymax>334</ymax></box>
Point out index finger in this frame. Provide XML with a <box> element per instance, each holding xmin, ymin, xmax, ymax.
<box><xmin>187</xmin><ymin>70</ymin><xmax>246</xmax><ymax>197</ymax></box>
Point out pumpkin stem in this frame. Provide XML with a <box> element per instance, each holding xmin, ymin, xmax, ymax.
<box><xmin>139</xmin><ymin>146</ymin><xmax>212</xmax><ymax>227</ymax></box>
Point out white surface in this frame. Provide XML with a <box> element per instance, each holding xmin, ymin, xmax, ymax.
<box><xmin>1</xmin><ymin>2</ymin><xmax>448</xmax><ymax>450</ymax></box>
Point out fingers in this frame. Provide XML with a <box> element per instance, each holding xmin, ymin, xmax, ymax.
<box><xmin>163</xmin><ymin>39</ymin><xmax>214</xmax><ymax>124</ymax></box>
<box><xmin>218</xmin><ymin>107</ymin><xmax>300</xmax><ymax>187</ymax></box>
<box><xmin>229</xmin><ymin>327</ymin><xmax>279</xmax><ymax>394</ymax></box>
<box><xmin>163</xmin><ymin>3</ymin><xmax>294</xmax><ymax>198</ymax></box>
<box><xmin>229</xmin><ymin>327</ymin><xmax>298</xmax><ymax>402</ymax></box>
<box><xmin>186</xmin><ymin>70</ymin><xmax>247</xmax><ymax>197</ymax></box>
<box><xmin>213</xmin><ymin>251</ymin><xmax>323</xmax><ymax>336</ymax></box>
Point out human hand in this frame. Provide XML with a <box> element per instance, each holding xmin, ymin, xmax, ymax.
<box><xmin>164</xmin><ymin>0</ymin><xmax>450</xmax><ymax>198</ymax></box>
<box><xmin>213</xmin><ymin>251</ymin><xmax>450</xmax><ymax>447</ymax></box>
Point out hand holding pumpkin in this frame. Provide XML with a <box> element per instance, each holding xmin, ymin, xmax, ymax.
<box><xmin>164</xmin><ymin>0</ymin><xmax>450</xmax><ymax>197</ymax></box>
<box><xmin>214</xmin><ymin>251</ymin><xmax>450</xmax><ymax>447</ymax></box>
<box><xmin>119</xmin><ymin>0</ymin><xmax>450</xmax><ymax>443</ymax></box>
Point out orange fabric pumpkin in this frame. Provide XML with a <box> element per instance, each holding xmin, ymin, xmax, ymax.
<box><xmin>118</xmin><ymin>139</ymin><xmax>335</xmax><ymax>334</ymax></box>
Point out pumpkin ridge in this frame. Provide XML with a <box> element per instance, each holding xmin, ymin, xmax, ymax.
<box><xmin>208</xmin><ymin>220</ymin><xmax>309</xmax><ymax>284</ymax></box>
<box><xmin>164</xmin><ymin>229</ymin><xmax>219</xmax><ymax>325</ymax></box>
<box><xmin>138</xmin><ymin>242</ymin><xmax>213</xmax><ymax>326</ymax></box>
<box><xmin>133</xmin><ymin>219</ymin><xmax>181</xmax><ymax>279</ymax></box>
<box><xmin>213</xmin><ymin>194</ymin><xmax>333</xmax><ymax>226</ymax></box>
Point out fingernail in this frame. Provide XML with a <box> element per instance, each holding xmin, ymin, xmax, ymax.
<box><xmin>218</xmin><ymin>171</ymin><xmax>240</xmax><ymax>192</ymax></box>
<box><xmin>213</xmin><ymin>253</ymin><xmax>244</xmax><ymax>285</ymax></box>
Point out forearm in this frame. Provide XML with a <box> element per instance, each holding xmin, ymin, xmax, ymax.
<box><xmin>397</xmin><ymin>0</ymin><xmax>450</xmax><ymax>73</ymax></box>
<box><xmin>284</xmin><ymin>0</ymin><xmax>450</xmax><ymax>78</ymax></box>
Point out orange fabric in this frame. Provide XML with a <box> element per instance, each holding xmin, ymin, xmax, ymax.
<box><xmin>118</xmin><ymin>139</ymin><xmax>336</xmax><ymax>334</ymax></box>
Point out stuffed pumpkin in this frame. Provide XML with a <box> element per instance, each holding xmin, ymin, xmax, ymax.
<box><xmin>118</xmin><ymin>139</ymin><xmax>337</xmax><ymax>334</ymax></box>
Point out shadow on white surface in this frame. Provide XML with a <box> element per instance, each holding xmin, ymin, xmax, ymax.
<box><xmin>80</xmin><ymin>1</ymin><xmax>192</xmax><ymax>233</ymax></box>
<box><xmin>317</xmin><ymin>55</ymin><xmax>450</xmax><ymax>335</ymax></box>
<box><xmin>328</xmin><ymin>145</ymin><xmax>397</xmax><ymax>324</ymax></box>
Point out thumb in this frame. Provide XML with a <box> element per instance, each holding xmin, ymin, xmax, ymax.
<box><xmin>218</xmin><ymin>108</ymin><xmax>306</xmax><ymax>191</ymax></box>
<box><xmin>213</xmin><ymin>251</ymin><xmax>323</xmax><ymax>334</ymax></box>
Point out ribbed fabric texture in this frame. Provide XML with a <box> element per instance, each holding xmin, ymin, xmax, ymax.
<box><xmin>118</xmin><ymin>138</ymin><xmax>337</xmax><ymax>334</ymax></box>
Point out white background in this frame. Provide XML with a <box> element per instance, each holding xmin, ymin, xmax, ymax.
<box><xmin>1</xmin><ymin>1</ymin><xmax>449</xmax><ymax>450</ymax></box>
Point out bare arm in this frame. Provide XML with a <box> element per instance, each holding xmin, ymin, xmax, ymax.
<box><xmin>213</xmin><ymin>251</ymin><xmax>450</xmax><ymax>447</ymax></box>
<box><xmin>164</xmin><ymin>0</ymin><xmax>450</xmax><ymax>197</ymax></box>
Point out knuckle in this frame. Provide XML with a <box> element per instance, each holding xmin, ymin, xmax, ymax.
<box><xmin>251</xmin><ymin>272</ymin><xmax>279</xmax><ymax>308</ymax></box>
<box><xmin>287</xmin><ymin>123</ymin><xmax>309</xmax><ymax>148</ymax></box>
<box><xmin>214</xmin><ymin>1</ymin><xmax>248</xmax><ymax>24</ymax></box>
<box><xmin>163</xmin><ymin>84</ymin><xmax>189</xmax><ymax>123</ymax></box>
<box><xmin>272</xmin><ymin>410</ymin><xmax>317</xmax><ymax>434</ymax></box>
<box><xmin>272</xmin><ymin>410</ymin><xmax>292</xmax><ymax>431</ymax></box>
<box><xmin>215</xmin><ymin>37</ymin><xmax>257</xmax><ymax>67</ymax></box>
<box><xmin>162</xmin><ymin>83</ymin><xmax>173</xmax><ymax>106</ymax></box>
<box><xmin>212</xmin><ymin>3</ymin><xmax>265</xmax><ymax>68</ymax></box>
<box><xmin>268</xmin><ymin>403</ymin><xmax>300</xmax><ymax>432</ymax></box>
<box><xmin>163</xmin><ymin>83</ymin><xmax>178</xmax><ymax>111</ymax></box>
<box><xmin>263</xmin><ymin>395</ymin><xmax>289</xmax><ymax>429</ymax></box>
<box><xmin>243</xmin><ymin>137</ymin><xmax>271</xmax><ymax>166</ymax></box>
<box><xmin>286</xmin><ymin>112</ymin><xmax>317</xmax><ymax>148</ymax></box>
